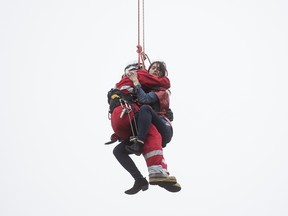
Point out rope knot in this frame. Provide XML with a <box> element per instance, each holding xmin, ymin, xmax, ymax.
<box><xmin>136</xmin><ymin>45</ymin><xmax>143</xmax><ymax>54</ymax></box>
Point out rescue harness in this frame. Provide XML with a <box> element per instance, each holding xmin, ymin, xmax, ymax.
<box><xmin>107</xmin><ymin>88</ymin><xmax>139</xmax><ymax>140</ymax></box>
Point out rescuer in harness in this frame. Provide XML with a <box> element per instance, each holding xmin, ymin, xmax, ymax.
<box><xmin>106</xmin><ymin>61</ymin><xmax>181</xmax><ymax>194</ymax></box>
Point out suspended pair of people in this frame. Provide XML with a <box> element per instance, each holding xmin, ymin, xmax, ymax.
<box><xmin>106</xmin><ymin>61</ymin><xmax>181</xmax><ymax>195</ymax></box>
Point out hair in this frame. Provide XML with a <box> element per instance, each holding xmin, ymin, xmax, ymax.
<box><xmin>147</xmin><ymin>61</ymin><xmax>168</xmax><ymax>77</ymax></box>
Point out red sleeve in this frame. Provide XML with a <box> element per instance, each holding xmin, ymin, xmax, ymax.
<box><xmin>115</xmin><ymin>76</ymin><xmax>133</xmax><ymax>89</ymax></box>
<box><xmin>115</xmin><ymin>70</ymin><xmax>170</xmax><ymax>93</ymax></box>
<box><xmin>137</xmin><ymin>70</ymin><xmax>170</xmax><ymax>89</ymax></box>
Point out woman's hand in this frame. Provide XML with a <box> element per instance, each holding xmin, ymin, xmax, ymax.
<box><xmin>126</xmin><ymin>71</ymin><xmax>140</xmax><ymax>85</ymax></box>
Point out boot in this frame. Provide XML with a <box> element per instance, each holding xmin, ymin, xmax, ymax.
<box><xmin>149</xmin><ymin>173</ymin><xmax>177</xmax><ymax>185</ymax></box>
<box><xmin>125</xmin><ymin>140</ymin><xmax>144</xmax><ymax>156</ymax></box>
<box><xmin>158</xmin><ymin>182</ymin><xmax>181</xmax><ymax>192</ymax></box>
<box><xmin>125</xmin><ymin>177</ymin><xmax>149</xmax><ymax>195</ymax></box>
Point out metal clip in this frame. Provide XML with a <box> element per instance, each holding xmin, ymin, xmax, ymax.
<box><xmin>120</xmin><ymin>108</ymin><xmax>126</xmax><ymax>118</ymax></box>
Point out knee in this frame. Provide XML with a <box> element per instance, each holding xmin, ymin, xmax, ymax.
<box><xmin>113</xmin><ymin>144</ymin><xmax>121</xmax><ymax>157</ymax></box>
<box><xmin>140</xmin><ymin>105</ymin><xmax>152</xmax><ymax>113</ymax></box>
<box><xmin>141</xmin><ymin>104</ymin><xmax>152</xmax><ymax>110</ymax></box>
<box><xmin>113</xmin><ymin>142</ymin><xmax>127</xmax><ymax>158</ymax></box>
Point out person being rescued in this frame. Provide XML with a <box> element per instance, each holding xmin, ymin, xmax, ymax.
<box><xmin>107</xmin><ymin>61</ymin><xmax>181</xmax><ymax>195</ymax></box>
<box><xmin>125</xmin><ymin>61</ymin><xmax>174</xmax><ymax>155</ymax></box>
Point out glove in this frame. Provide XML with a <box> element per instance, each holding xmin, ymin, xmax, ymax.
<box><xmin>165</xmin><ymin>108</ymin><xmax>174</xmax><ymax>121</ymax></box>
<box><xmin>104</xmin><ymin>133</ymin><xmax>121</xmax><ymax>145</ymax></box>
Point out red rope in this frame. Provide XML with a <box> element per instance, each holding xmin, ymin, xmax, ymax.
<box><xmin>137</xmin><ymin>0</ymin><xmax>147</xmax><ymax>69</ymax></box>
<box><xmin>138</xmin><ymin>0</ymin><xmax>141</xmax><ymax>51</ymax></box>
<box><xmin>142</xmin><ymin>0</ymin><xmax>145</xmax><ymax>54</ymax></box>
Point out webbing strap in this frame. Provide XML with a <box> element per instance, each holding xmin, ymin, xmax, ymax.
<box><xmin>119</xmin><ymin>99</ymin><xmax>138</xmax><ymax>137</ymax></box>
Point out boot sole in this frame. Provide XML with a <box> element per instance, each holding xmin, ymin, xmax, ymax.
<box><xmin>149</xmin><ymin>176</ymin><xmax>177</xmax><ymax>185</ymax></box>
<box><xmin>159</xmin><ymin>182</ymin><xmax>181</xmax><ymax>192</ymax></box>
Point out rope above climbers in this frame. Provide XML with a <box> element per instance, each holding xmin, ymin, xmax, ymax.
<box><xmin>137</xmin><ymin>0</ymin><xmax>150</xmax><ymax>69</ymax></box>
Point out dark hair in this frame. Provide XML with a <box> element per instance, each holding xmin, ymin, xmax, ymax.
<box><xmin>147</xmin><ymin>61</ymin><xmax>168</xmax><ymax>77</ymax></box>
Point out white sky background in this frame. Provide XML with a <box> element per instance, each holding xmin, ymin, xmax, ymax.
<box><xmin>1</xmin><ymin>0</ymin><xmax>288</xmax><ymax>215</ymax></box>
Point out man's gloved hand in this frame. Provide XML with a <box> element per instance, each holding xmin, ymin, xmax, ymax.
<box><xmin>166</xmin><ymin>108</ymin><xmax>174</xmax><ymax>121</ymax></box>
<box><xmin>104</xmin><ymin>133</ymin><xmax>121</xmax><ymax>145</ymax></box>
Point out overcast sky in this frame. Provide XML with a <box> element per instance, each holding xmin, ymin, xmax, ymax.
<box><xmin>1</xmin><ymin>0</ymin><xmax>288</xmax><ymax>216</ymax></box>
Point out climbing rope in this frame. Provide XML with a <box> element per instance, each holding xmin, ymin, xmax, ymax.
<box><xmin>137</xmin><ymin>0</ymin><xmax>151</xmax><ymax>69</ymax></box>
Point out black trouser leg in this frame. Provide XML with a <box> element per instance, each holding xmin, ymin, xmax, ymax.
<box><xmin>113</xmin><ymin>141</ymin><xmax>143</xmax><ymax>180</ymax></box>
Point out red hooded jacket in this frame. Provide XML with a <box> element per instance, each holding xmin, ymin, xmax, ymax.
<box><xmin>115</xmin><ymin>70</ymin><xmax>170</xmax><ymax>93</ymax></box>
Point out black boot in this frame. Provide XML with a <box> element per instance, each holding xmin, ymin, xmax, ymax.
<box><xmin>125</xmin><ymin>142</ymin><xmax>144</xmax><ymax>156</ymax></box>
<box><xmin>125</xmin><ymin>177</ymin><xmax>149</xmax><ymax>195</ymax></box>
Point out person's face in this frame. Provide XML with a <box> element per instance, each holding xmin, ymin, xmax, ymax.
<box><xmin>149</xmin><ymin>63</ymin><xmax>161</xmax><ymax>77</ymax></box>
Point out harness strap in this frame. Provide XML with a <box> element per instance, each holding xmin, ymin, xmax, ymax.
<box><xmin>107</xmin><ymin>88</ymin><xmax>139</xmax><ymax>138</ymax></box>
<box><xmin>119</xmin><ymin>99</ymin><xmax>138</xmax><ymax>138</ymax></box>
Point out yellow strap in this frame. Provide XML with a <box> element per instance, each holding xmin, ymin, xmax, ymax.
<box><xmin>111</xmin><ymin>94</ymin><xmax>120</xmax><ymax>99</ymax></box>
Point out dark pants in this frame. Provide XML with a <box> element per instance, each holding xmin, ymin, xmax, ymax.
<box><xmin>113</xmin><ymin>140</ymin><xmax>144</xmax><ymax>180</ymax></box>
<box><xmin>137</xmin><ymin>105</ymin><xmax>173</xmax><ymax>147</ymax></box>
